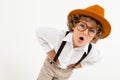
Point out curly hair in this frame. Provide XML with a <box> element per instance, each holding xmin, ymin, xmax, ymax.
<box><xmin>67</xmin><ymin>14</ymin><xmax>105</xmax><ymax>43</ymax></box>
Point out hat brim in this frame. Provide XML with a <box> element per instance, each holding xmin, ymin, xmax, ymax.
<box><xmin>68</xmin><ymin>9</ymin><xmax>111</xmax><ymax>39</ymax></box>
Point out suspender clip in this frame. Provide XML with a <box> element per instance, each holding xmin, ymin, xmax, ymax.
<box><xmin>50</xmin><ymin>61</ymin><xmax>55</xmax><ymax>64</ymax></box>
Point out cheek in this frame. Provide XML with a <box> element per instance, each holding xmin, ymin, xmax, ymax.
<box><xmin>72</xmin><ymin>30</ymin><xmax>78</xmax><ymax>40</ymax></box>
<box><xmin>86</xmin><ymin>37</ymin><xmax>94</xmax><ymax>42</ymax></box>
<box><xmin>73</xmin><ymin>29</ymin><xmax>79</xmax><ymax>39</ymax></box>
<box><xmin>73</xmin><ymin>27</ymin><xmax>79</xmax><ymax>35</ymax></box>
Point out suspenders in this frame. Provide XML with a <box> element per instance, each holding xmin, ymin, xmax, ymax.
<box><xmin>52</xmin><ymin>31</ymin><xmax>92</xmax><ymax>68</ymax></box>
<box><xmin>53</xmin><ymin>31</ymin><xmax>69</xmax><ymax>62</ymax></box>
<box><xmin>73</xmin><ymin>43</ymin><xmax>92</xmax><ymax>68</ymax></box>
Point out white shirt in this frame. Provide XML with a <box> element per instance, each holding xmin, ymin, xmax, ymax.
<box><xmin>36</xmin><ymin>27</ymin><xmax>102</xmax><ymax>68</ymax></box>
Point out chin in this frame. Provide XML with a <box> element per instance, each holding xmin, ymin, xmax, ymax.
<box><xmin>74</xmin><ymin>43</ymin><xmax>83</xmax><ymax>48</ymax></box>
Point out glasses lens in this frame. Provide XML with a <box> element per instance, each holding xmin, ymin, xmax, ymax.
<box><xmin>88</xmin><ymin>28</ymin><xmax>97</xmax><ymax>36</ymax></box>
<box><xmin>77</xmin><ymin>22</ymin><xmax>87</xmax><ymax>31</ymax></box>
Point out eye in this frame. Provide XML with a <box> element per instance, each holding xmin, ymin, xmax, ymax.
<box><xmin>89</xmin><ymin>29</ymin><xmax>96</xmax><ymax>33</ymax></box>
<box><xmin>78</xmin><ymin>23</ymin><xmax>86</xmax><ymax>30</ymax></box>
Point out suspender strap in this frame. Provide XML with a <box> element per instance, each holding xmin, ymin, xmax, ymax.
<box><xmin>65</xmin><ymin>31</ymin><xmax>70</xmax><ymax>36</ymax></box>
<box><xmin>53</xmin><ymin>41</ymin><xmax>66</xmax><ymax>62</ymax></box>
<box><xmin>74</xmin><ymin>43</ymin><xmax>92</xmax><ymax>67</ymax></box>
<box><xmin>53</xmin><ymin>31</ymin><xmax>69</xmax><ymax>62</ymax></box>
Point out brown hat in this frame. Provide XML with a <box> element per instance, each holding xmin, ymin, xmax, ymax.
<box><xmin>67</xmin><ymin>4</ymin><xmax>111</xmax><ymax>39</ymax></box>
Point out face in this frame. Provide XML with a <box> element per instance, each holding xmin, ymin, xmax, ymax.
<box><xmin>72</xmin><ymin>20</ymin><xmax>98</xmax><ymax>47</ymax></box>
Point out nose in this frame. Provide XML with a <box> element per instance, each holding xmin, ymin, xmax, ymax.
<box><xmin>83</xmin><ymin>29</ymin><xmax>89</xmax><ymax>36</ymax></box>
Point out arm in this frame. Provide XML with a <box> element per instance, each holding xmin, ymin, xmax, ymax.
<box><xmin>36</xmin><ymin>27</ymin><xmax>62</xmax><ymax>53</ymax></box>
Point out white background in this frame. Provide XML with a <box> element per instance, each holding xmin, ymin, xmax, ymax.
<box><xmin>0</xmin><ymin>0</ymin><xmax>120</xmax><ymax>80</ymax></box>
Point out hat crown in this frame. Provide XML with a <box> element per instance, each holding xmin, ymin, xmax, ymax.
<box><xmin>85</xmin><ymin>5</ymin><xmax>104</xmax><ymax>17</ymax></box>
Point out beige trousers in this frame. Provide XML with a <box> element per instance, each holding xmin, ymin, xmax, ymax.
<box><xmin>37</xmin><ymin>57</ymin><xmax>73</xmax><ymax>80</ymax></box>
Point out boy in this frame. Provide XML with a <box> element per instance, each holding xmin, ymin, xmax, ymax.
<box><xmin>36</xmin><ymin>4</ymin><xmax>111</xmax><ymax>80</ymax></box>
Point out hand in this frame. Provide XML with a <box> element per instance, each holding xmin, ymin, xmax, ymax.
<box><xmin>67</xmin><ymin>63</ymin><xmax>82</xmax><ymax>69</ymax></box>
<box><xmin>47</xmin><ymin>49</ymin><xmax>60</xmax><ymax>65</ymax></box>
<box><xmin>47</xmin><ymin>49</ymin><xmax>56</xmax><ymax>60</ymax></box>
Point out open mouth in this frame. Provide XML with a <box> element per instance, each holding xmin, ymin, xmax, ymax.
<box><xmin>79</xmin><ymin>37</ymin><xmax>84</xmax><ymax>41</ymax></box>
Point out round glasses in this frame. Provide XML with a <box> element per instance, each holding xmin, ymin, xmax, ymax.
<box><xmin>77</xmin><ymin>21</ymin><xmax>97</xmax><ymax>37</ymax></box>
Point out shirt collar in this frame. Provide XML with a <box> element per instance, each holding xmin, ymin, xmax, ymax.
<box><xmin>63</xmin><ymin>32</ymin><xmax>72</xmax><ymax>43</ymax></box>
<box><xmin>62</xmin><ymin>32</ymin><xmax>90</xmax><ymax>53</ymax></box>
